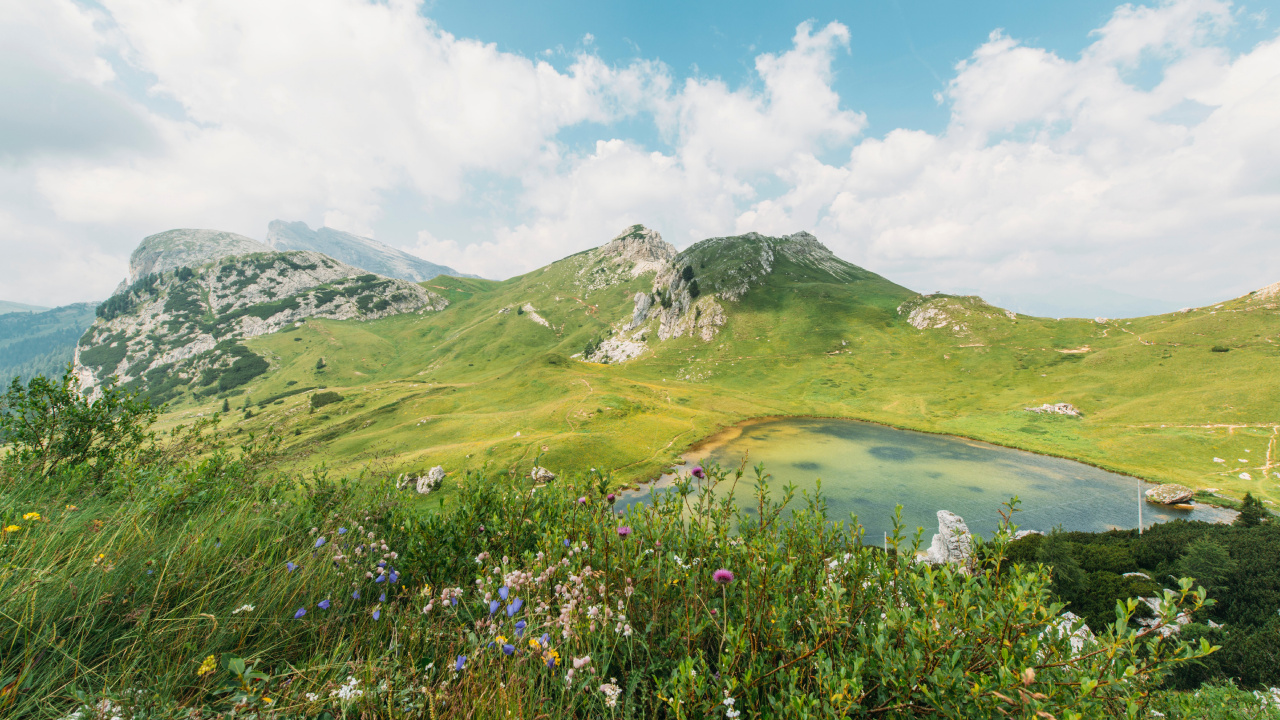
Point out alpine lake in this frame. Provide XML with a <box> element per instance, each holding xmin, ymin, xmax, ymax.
<box><xmin>620</xmin><ymin>417</ymin><xmax>1236</xmax><ymax>542</ymax></box>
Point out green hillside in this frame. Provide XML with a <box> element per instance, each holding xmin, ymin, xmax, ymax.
<box><xmin>117</xmin><ymin>228</ymin><xmax>1278</xmax><ymax>504</ymax></box>
<box><xmin>0</xmin><ymin>303</ymin><xmax>98</xmax><ymax>383</ymax></box>
<box><xmin>0</xmin><ymin>300</ymin><xmax>50</xmax><ymax>315</ymax></box>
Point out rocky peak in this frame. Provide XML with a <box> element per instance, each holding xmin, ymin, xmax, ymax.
<box><xmin>597</xmin><ymin>225</ymin><xmax>677</xmax><ymax>277</ymax></box>
<box><xmin>1253</xmin><ymin>280</ymin><xmax>1280</xmax><ymax>301</ymax></box>
<box><xmin>265</xmin><ymin>220</ymin><xmax>476</xmax><ymax>282</ymax></box>
<box><xmin>129</xmin><ymin>229</ymin><xmax>268</xmax><ymax>284</ymax></box>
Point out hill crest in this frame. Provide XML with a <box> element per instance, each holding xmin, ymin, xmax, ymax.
<box><xmin>265</xmin><ymin>220</ymin><xmax>477</xmax><ymax>283</ymax></box>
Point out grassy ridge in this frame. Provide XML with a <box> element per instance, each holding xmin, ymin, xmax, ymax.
<box><xmin>146</xmin><ymin>238</ymin><xmax>1279</xmax><ymax>505</ymax></box>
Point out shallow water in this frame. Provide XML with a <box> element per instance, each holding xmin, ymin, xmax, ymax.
<box><xmin>620</xmin><ymin>417</ymin><xmax>1236</xmax><ymax>541</ymax></box>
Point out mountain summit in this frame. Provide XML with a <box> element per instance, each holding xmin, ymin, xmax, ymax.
<box><xmin>265</xmin><ymin>220</ymin><xmax>476</xmax><ymax>283</ymax></box>
<box><xmin>129</xmin><ymin>229</ymin><xmax>268</xmax><ymax>284</ymax></box>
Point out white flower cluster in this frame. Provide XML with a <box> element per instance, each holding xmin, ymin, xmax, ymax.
<box><xmin>330</xmin><ymin>676</ymin><xmax>363</xmax><ymax>702</ymax></box>
<box><xmin>1255</xmin><ymin>687</ymin><xmax>1280</xmax><ymax>707</ymax></box>
<box><xmin>599</xmin><ymin>680</ymin><xmax>622</xmax><ymax>708</ymax></box>
<box><xmin>723</xmin><ymin>690</ymin><xmax>741</xmax><ymax>719</ymax></box>
<box><xmin>57</xmin><ymin>698</ymin><xmax>125</xmax><ymax>720</ymax></box>
<box><xmin>231</xmin><ymin>604</ymin><xmax>255</xmax><ymax>614</ymax></box>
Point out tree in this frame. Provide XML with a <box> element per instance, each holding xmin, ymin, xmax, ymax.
<box><xmin>315</xmin><ymin>357</ymin><xmax>326</xmax><ymax>370</ymax></box>
<box><xmin>221</xmin><ymin>398</ymin><xmax>231</xmax><ymax>413</ymax></box>
<box><xmin>1235</xmin><ymin>492</ymin><xmax>1269</xmax><ymax>527</ymax></box>
<box><xmin>681</xmin><ymin>265</ymin><xmax>694</xmax><ymax>282</ymax></box>
<box><xmin>1179</xmin><ymin>537</ymin><xmax>1236</xmax><ymax>590</ymax></box>
<box><xmin>1036</xmin><ymin>529</ymin><xmax>1085</xmax><ymax>600</ymax></box>
<box><xmin>0</xmin><ymin>366</ymin><xmax>158</xmax><ymax>481</ymax></box>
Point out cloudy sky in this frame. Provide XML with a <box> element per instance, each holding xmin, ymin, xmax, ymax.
<box><xmin>3</xmin><ymin>0</ymin><xmax>1279</xmax><ymax>317</ymax></box>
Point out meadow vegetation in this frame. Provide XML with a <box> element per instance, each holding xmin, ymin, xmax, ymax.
<box><xmin>2</xmin><ymin>373</ymin><xmax>1278</xmax><ymax>718</ymax></box>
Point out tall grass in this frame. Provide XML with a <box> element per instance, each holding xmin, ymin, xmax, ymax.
<box><xmin>0</xmin><ymin>453</ymin><xmax>1254</xmax><ymax>719</ymax></box>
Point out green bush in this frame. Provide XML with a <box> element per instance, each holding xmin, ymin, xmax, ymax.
<box><xmin>217</xmin><ymin>351</ymin><xmax>269</xmax><ymax>392</ymax></box>
<box><xmin>309</xmin><ymin>390</ymin><xmax>343</xmax><ymax>410</ymax></box>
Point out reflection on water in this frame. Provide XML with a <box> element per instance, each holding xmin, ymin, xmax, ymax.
<box><xmin>620</xmin><ymin>417</ymin><xmax>1236</xmax><ymax>541</ymax></box>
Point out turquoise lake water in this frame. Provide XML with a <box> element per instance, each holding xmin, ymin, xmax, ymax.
<box><xmin>621</xmin><ymin>417</ymin><xmax>1235</xmax><ymax>541</ymax></box>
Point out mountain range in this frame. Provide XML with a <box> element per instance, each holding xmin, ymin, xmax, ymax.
<box><xmin>63</xmin><ymin>223</ymin><xmax>1279</xmax><ymax>506</ymax></box>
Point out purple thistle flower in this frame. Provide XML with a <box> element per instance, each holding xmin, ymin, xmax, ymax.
<box><xmin>455</xmin><ymin>655</ymin><xmax>466</xmax><ymax>671</ymax></box>
<box><xmin>607</xmin><ymin>493</ymin><xmax>616</xmax><ymax>503</ymax></box>
<box><xmin>502</xmin><ymin>644</ymin><xmax>515</xmax><ymax>655</ymax></box>
<box><xmin>352</xmin><ymin>589</ymin><xmax>360</xmax><ymax>600</ymax></box>
<box><xmin>507</xmin><ymin>598</ymin><xmax>523</xmax><ymax>617</ymax></box>
<box><xmin>515</xmin><ymin>620</ymin><xmax>527</xmax><ymax>637</ymax></box>
<box><xmin>315</xmin><ymin>537</ymin><xmax>326</xmax><ymax>548</ymax></box>
<box><xmin>617</xmin><ymin>526</ymin><xmax>632</xmax><ymax>538</ymax></box>
<box><xmin>713</xmin><ymin>568</ymin><xmax>735</xmax><ymax>585</ymax></box>
<box><xmin>293</xmin><ymin>608</ymin><xmax>306</xmax><ymax>619</ymax></box>
<box><xmin>499</xmin><ymin>585</ymin><xmax>509</xmax><ymax>601</ymax></box>
<box><xmin>286</xmin><ymin>562</ymin><xmax>297</xmax><ymax>572</ymax></box>
<box><xmin>318</xmin><ymin>599</ymin><xmax>330</xmax><ymax>610</ymax></box>
<box><xmin>576</xmin><ymin>496</ymin><xmax>586</xmax><ymax>504</ymax></box>
<box><xmin>691</xmin><ymin>466</ymin><xmax>706</xmax><ymax>479</ymax></box>
<box><xmin>489</xmin><ymin>600</ymin><xmax>500</xmax><ymax>615</ymax></box>
<box><xmin>372</xmin><ymin>608</ymin><xmax>381</xmax><ymax>620</ymax></box>
<box><xmin>338</xmin><ymin>527</ymin><xmax>347</xmax><ymax>535</ymax></box>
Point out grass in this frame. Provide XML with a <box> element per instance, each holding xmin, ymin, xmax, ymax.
<box><xmin>139</xmin><ymin>235</ymin><xmax>1278</xmax><ymax>510</ymax></box>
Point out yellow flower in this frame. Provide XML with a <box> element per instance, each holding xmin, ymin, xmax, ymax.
<box><xmin>3</xmin><ymin>525</ymin><xmax>19</xmax><ymax>533</ymax></box>
<box><xmin>496</xmin><ymin>635</ymin><xmax>508</xmax><ymax>644</ymax></box>
<box><xmin>261</xmin><ymin>697</ymin><xmax>273</xmax><ymax>705</ymax></box>
<box><xmin>22</xmin><ymin>512</ymin><xmax>40</xmax><ymax>521</ymax></box>
<box><xmin>196</xmin><ymin>654</ymin><xmax>217</xmax><ymax>677</ymax></box>
<box><xmin>528</xmin><ymin>638</ymin><xmax>541</xmax><ymax>650</ymax></box>
<box><xmin>66</xmin><ymin>505</ymin><xmax>78</xmax><ymax>511</ymax></box>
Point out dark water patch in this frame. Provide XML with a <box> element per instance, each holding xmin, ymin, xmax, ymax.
<box><xmin>793</xmin><ymin>461</ymin><xmax>821</xmax><ymax>471</ymax></box>
<box><xmin>868</xmin><ymin>446</ymin><xmax>915</xmax><ymax>462</ymax></box>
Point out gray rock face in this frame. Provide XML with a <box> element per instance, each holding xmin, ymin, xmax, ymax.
<box><xmin>1145</xmin><ymin>483</ymin><xmax>1195</xmax><ymax>505</ymax></box>
<box><xmin>129</xmin><ymin>229</ymin><xmax>269</xmax><ymax>283</ymax></box>
<box><xmin>1050</xmin><ymin>611</ymin><xmax>1096</xmax><ymax>654</ymax></box>
<box><xmin>628</xmin><ymin>292</ymin><xmax>652</xmax><ymax>330</ymax></box>
<box><xmin>1013</xmin><ymin>530</ymin><xmax>1045</xmax><ymax>540</ymax></box>
<box><xmin>923</xmin><ymin>510</ymin><xmax>973</xmax><ymax>565</ymax></box>
<box><xmin>597</xmin><ymin>225</ymin><xmax>677</xmax><ymax>278</ymax></box>
<box><xmin>1025</xmin><ymin>403</ymin><xmax>1082</xmax><ymax>416</ymax></box>
<box><xmin>418</xmin><ymin>466</ymin><xmax>445</xmax><ymax>494</ymax></box>
<box><xmin>266</xmin><ymin>220</ymin><xmax>476</xmax><ymax>282</ymax></box>
<box><xmin>530</xmin><ymin>466</ymin><xmax>556</xmax><ymax>482</ymax></box>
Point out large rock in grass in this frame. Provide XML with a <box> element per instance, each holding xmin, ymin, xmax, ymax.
<box><xmin>531</xmin><ymin>466</ymin><xmax>556</xmax><ymax>483</ymax></box>
<box><xmin>1145</xmin><ymin>484</ymin><xmax>1194</xmax><ymax>505</ymax></box>
<box><xmin>923</xmin><ymin>510</ymin><xmax>973</xmax><ymax>565</ymax></box>
<box><xmin>417</xmin><ymin>466</ymin><xmax>445</xmax><ymax>494</ymax></box>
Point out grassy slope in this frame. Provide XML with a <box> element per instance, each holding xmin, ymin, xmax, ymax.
<box><xmin>153</xmin><ymin>240</ymin><xmax>1280</xmax><ymax>505</ymax></box>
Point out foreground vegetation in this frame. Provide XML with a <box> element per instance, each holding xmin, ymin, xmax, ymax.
<box><xmin>3</xmin><ymin>374</ymin><xmax>1279</xmax><ymax>718</ymax></box>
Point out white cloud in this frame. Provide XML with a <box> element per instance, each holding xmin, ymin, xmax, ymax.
<box><xmin>1</xmin><ymin>0</ymin><xmax>1278</xmax><ymax>315</ymax></box>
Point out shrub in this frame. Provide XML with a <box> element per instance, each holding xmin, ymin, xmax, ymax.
<box><xmin>310</xmin><ymin>391</ymin><xmax>343</xmax><ymax>410</ymax></box>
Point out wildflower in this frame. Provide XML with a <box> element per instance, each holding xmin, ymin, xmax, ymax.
<box><xmin>455</xmin><ymin>655</ymin><xmax>466</xmax><ymax>671</ymax></box>
<box><xmin>507</xmin><ymin>598</ymin><xmax>524</xmax><ymax>616</ymax></box>
<box><xmin>388</xmin><ymin>571</ymin><xmax>400</xmax><ymax>583</ymax></box>
<box><xmin>713</xmin><ymin>569</ymin><xmax>735</xmax><ymax>585</ymax></box>
<box><xmin>489</xmin><ymin>600</ymin><xmax>500</xmax><ymax>615</ymax></box>
<box><xmin>375</xmin><ymin>574</ymin><xmax>386</xmax><ymax>584</ymax></box>
<box><xmin>573</xmin><ymin>655</ymin><xmax>592</xmax><ymax>669</ymax></box>
<box><xmin>600</xmin><ymin>681</ymin><xmax>622</xmax><ymax>708</ymax></box>
<box><xmin>232</xmin><ymin>604</ymin><xmax>255</xmax><ymax>614</ymax></box>
<box><xmin>515</xmin><ymin>620</ymin><xmax>527</xmax><ymax>636</ymax></box>
<box><xmin>502</xmin><ymin>643</ymin><xmax>515</xmax><ymax>655</ymax></box>
<box><xmin>499</xmin><ymin>585</ymin><xmax>509</xmax><ymax>600</ymax></box>
<box><xmin>293</xmin><ymin>608</ymin><xmax>306</xmax><ymax>619</ymax></box>
<box><xmin>379</xmin><ymin>592</ymin><xmax>386</xmax><ymax>602</ymax></box>
<box><xmin>66</xmin><ymin>505</ymin><xmax>78</xmax><ymax>511</ymax></box>
<box><xmin>564</xmin><ymin>538</ymin><xmax>571</xmax><ymax>547</ymax></box>
<box><xmin>286</xmin><ymin>562</ymin><xmax>297</xmax><ymax>572</ymax></box>
<box><xmin>617</xmin><ymin>526</ymin><xmax>632</xmax><ymax>538</ymax></box>
<box><xmin>372</xmin><ymin>607</ymin><xmax>381</xmax><ymax>620</ymax></box>
<box><xmin>315</xmin><ymin>537</ymin><xmax>326</xmax><ymax>549</ymax></box>
<box><xmin>261</xmin><ymin>697</ymin><xmax>273</xmax><ymax>705</ymax></box>
<box><xmin>607</xmin><ymin>493</ymin><xmax>616</xmax><ymax>503</ymax></box>
<box><xmin>196</xmin><ymin>654</ymin><xmax>217</xmax><ymax>677</ymax></box>
<box><xmin>691</xmin><ymin>466</ymin><xmax>706</xmax><ymax>479</ymax></box>
<box><xmin>318</xmin><ymin>599</ymin><xmax>331</xmax><ymax>610</ymax></box>
<box><xmin>305</xmin><ymin>693</ymin><xmax>318</xmax><ymax>702</ymax></box>
<box><xmin>338</xmin><ymin>527</ymin><xmax>347</xmax><ymax>535</ymax></box>
<box><xmin>352</xmin><ymin>589</ymin><xmax>360</xmax><ymax>600</ymax></box>
<box><xmin>545</xmin><ymin>648</ymin><xmax>560</xmax><ymax>668</ymax></box>
<box><xmin>540</xmin><ymin>633</ymin><xmax>550</xmax><ymax>647</ymax></box>
<box><xmin>22</xmin><ymin>512</ymin><xmax>40</xmax><ymax>521</ymax></box>
<box><xmin>3</xmin><ymin>525</ymin><xmax>18</xmax><ymax>533</ymax></box>
<box><xmin>577</xmin><ymin>496</ymin><xmax>586</xmax><ymax>504</ymax></box>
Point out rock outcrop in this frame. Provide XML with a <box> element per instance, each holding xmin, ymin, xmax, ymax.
<box><xmin>530</xmin><ymin>466</ymin><xmax>556</xmax><ymax>482</ymax></box>
<box><xmin>1025</xmin><ymin>403</ymin><xmax>1082</xmax><ymax>416</ymax></box>
<box><xmin>266</xmin><ymin>220</ymin><xmax>476</xmax><ymax>282</ymax></box>
<box><xmin>419</xmin><ymin>466</ymin><xmax>445</xmax><ymax>494</ymax></box>
<box><xmin>1145</xmin><ymin>484</ymin><xmax>1195</xmax><ymax>505</ymax></box>
<box><xmin>129</xmin><ymin>229</ymin><xmax>269</xmax><ymax>284</ymax></box>
<box><xmin>922</xmin><ymin>510</ymin><xmax>973</xmax><ymax>565</ymax></box>
<box><xmin>898</xmin><ymin>294</ymin><xmax>1018</xmax><ymax>335</ymax></box>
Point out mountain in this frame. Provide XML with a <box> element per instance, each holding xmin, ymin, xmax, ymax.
<box><xmin>84</xmin><ymin>224</ymin><xmax>1280</xmax><ymax>500</ymax></box>
<box><xmin>75</xmin><ymin>250</ymin><xmax>447</xmax><ymax>405</ymax></box>
<box><xmin>265</xmin><ymin>220</ymin><xmax>477</xmax><ymax>282</ymax></box>
<box><xmin>0</xmin><ymin>301</ymin><xmax>50</xmax><ymax>315</ymax></box>
<box><xmin>0</xmin><ymin>303</ymin><xmax>98</xmax><ymax>383</ymax></box>
<box><xmin>128</xmin><ymin>229</ymin><xmax>269</xmax><ymax>284</ymax></box>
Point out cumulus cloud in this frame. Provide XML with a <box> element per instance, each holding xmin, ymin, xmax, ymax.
<box><xmin>2</xmin><ymin>0</ymin><xmax>1278</xmax><ymax>314</ymax></box>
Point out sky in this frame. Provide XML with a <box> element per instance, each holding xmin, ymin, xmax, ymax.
<box><xmin>2</xmin><ymin>0</ymin><xmax>1279</xmax><ymax>317</ymax></box>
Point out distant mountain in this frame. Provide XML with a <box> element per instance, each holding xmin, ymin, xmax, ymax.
<box><xmin>0</xmin><ymin>303</ymin><xmax>98</xmax><ymax>383</ymax></box>
<box><xmin>129</xmin><ymin>229</ymin><xmax>269</xmax><ymax>284</ymax></box>
<box><xmin>0</xmin><ymin>301</ymin><xmax>50</xmax><ymax>315</ymax></box>
<box><xmin>75</xmin><ymin>250</ymin><xmax>447</xmax><ymax>404</ymax></box>
<box><xmin>265</xmin><ymin>220</ymin><xmax>478</xmax><ymax>282</ymax></box>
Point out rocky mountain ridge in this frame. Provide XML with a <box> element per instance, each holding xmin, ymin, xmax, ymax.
<box><xmin>129</xmin><ymin>229</ymin><xmax>269</xmax><ymax>284</ymax></box>
<box><xmin>266</xmin><ymin>220</ymin><xmax>477</xmax><ymax>283</ymax></box>
<box><xmin>75</xmin><ymin>251</ymin><xmax>445</xmax><ymax>403</ymax></box>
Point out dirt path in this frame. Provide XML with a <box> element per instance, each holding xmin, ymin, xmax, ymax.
<box><xmin>565</xmin><ymin>377</ymin><xmax>595</xmax><ymax>432</ymax></box>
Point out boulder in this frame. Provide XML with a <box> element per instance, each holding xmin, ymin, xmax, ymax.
<box><xmin>1013</xmin><ymin>530</ymin><xmax>1044</xmax><ymax>540</ymax></box>
<box><xmin>530</xmin><ymin>466</ymin><xmax>556</xmax><ymax>483</ymax></box>
<box><xmin>1051</xmin><ymin>611</ymin><xmax>1096</xmax><ymax>654</ymax></box>
<box><xmin>1024</xmin><ymin>403</ymin><xmax>1082</xmax><ymax>416</ymax></box>
<box><xmin>416</xmin><ymin>466</ymin><xmax>445</xmax><ymax>494</ymax></box>
<box><xmin>922</xmin><ymin>510</ymin><xmax>973</xmax><ymax>565</ymax></box>
<box><xmin>1145</xmin><ymin>483</ymin><xmax>1194</xmax><ymax>505</ymax></box>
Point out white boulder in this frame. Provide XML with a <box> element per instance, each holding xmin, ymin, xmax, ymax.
<box><xmin>923</xmin><ymin>510</ymin><xmax>973</xmax><ymax>565</ymax></box>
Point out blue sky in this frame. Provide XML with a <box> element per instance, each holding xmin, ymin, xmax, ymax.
<box><xmin>2</xmin><ymin>0</ymin><xmax>1279</xmax><ymax>316</ymax></box>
